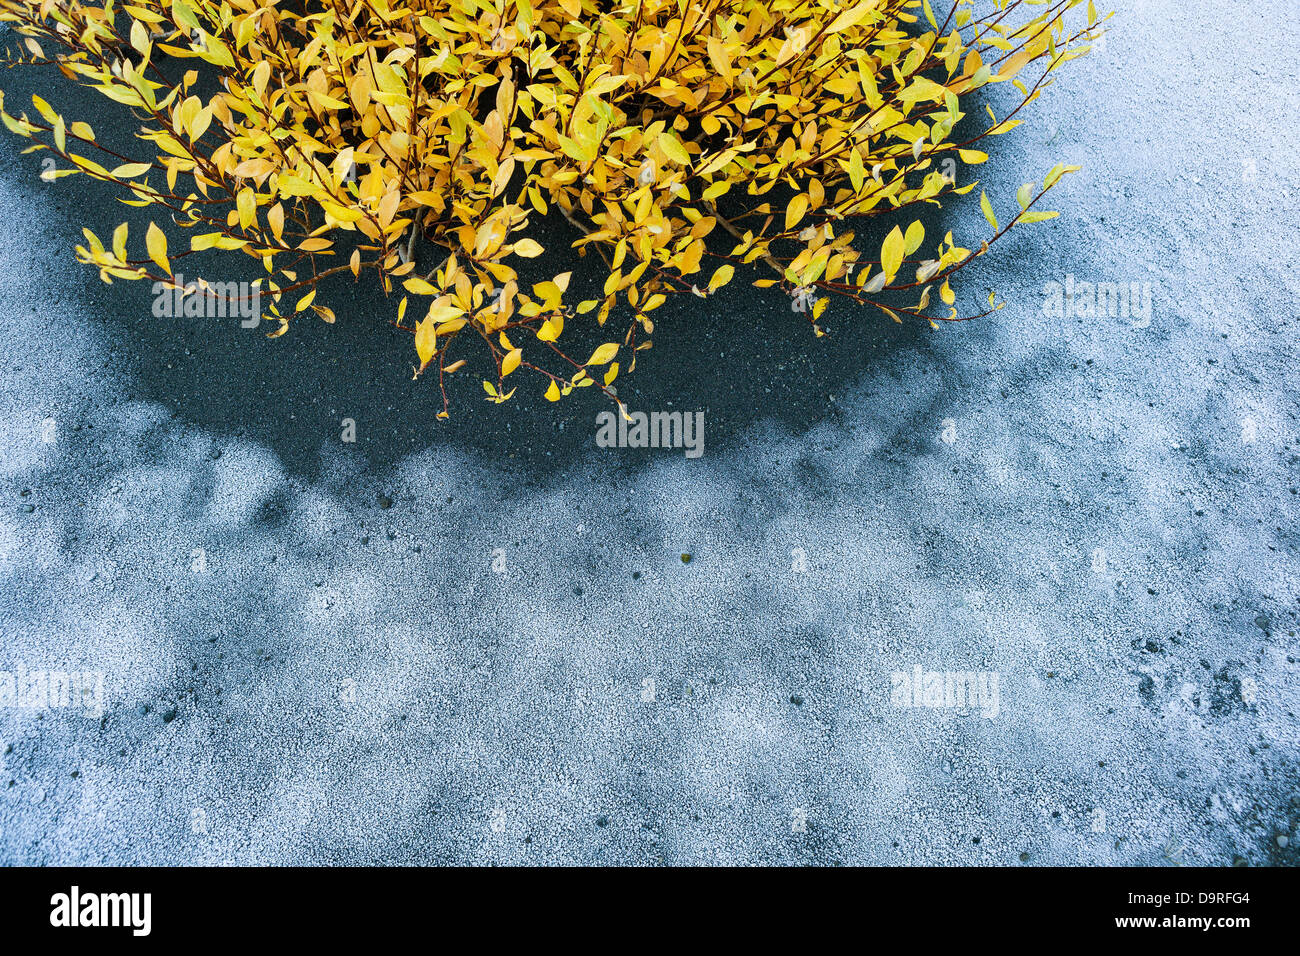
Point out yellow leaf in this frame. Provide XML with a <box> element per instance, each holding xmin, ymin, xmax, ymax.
<box><xmin>111</xmin><ymin>162</ymin><xmax>152</xmax><ymax>178</ymax></box>
<box><xmin>658</xmin><ymin>131</ymin><xmax>690</xmax><ymax>166</ymax></box>
<box><xmin>513</xmin><ymin>237</ymin><xmax>544</xmax><ymax>258</ymax></box>
<box><xmin>980</xmin><ymin>190</ymin><xmax>999</xmax><ymax>231</ymax></box>
<box><xmin>427</xmin><ymin>303</ymin><xmax>465</xmax><ymax>324</ymax></box>
<box><xmin>545</xmin><ymin>380</ymin><xmax>561</xmax><ymax>401</ymax></box>
<box><xmin>903</xmin><ymin>221</ymin><xmax>924</xmax><ymax>256</ymax></box>
<box><xmin>997</xmin><ymin>47</ymin><xmax>1033</xmax><ymax>81</ymax></box>
<box><xmin>415</xmin><ymin>316</ymin><xmax>437</xmax><ymax>368</ymax></box>
<box><xmin>321</xmin><ymin>200</ymin><xmax>363</xmax><ymax>224</ymax></box>
<box><xmin>707</xmin><ymin>37</ymin><xmax>733</xmax><ymax>81</ymax></box>
<box><xmin>849</xmin><ymin>148</ymin><xmax>865</xmax><ymax>192</ymax></box>
<box><xmin>146</xmin><ymin>221</ymin><xmax>169</xmax><ymax>275</ymax></box>
<box><xmin>880</xmin><ymin>224</ymin><xmax>904</xmax><ymax>278</ymax></box>
<box><xmin>268</xmin><ymin>204</ymin><xmax>285</xmax><ymax>241</ymax></box>
<box><xmin>785</xmin><ymin>194</ymin><xmax>809</xmax><ymax>231</ymax></box>
<box><xmin>1043</xmin><ymin>163</ymin><xmax>1081</xmax><ymax>189</ymax></box>
<box><xmin>31</xmin><ymin>94</ymin><xmax>57</xmax><ymax>125</ymax></box>
<box><xmin>501</xmin><ymin>347</ymin><xmax>522</xmax><ymax>376</ymax></box>
<box><xmin>189</xmin><ymin>106</ymin><xmax>213</xmax><ymax>143</ymax></box>
<box><xmin>236</xmin><ymin>186</ymin><xmax>255</xmax><ymax>230</ymax></box>
<box><xmin>536</xmin><ymin>315</ymin><xmax>563</xmax><ymax>342</ymax></box>
<box><xmin>829</xmin><ymin>0</ymin><xmax>879</xmax><ymax>34</ymax></box>
<box><xmin>708</xmin><ymin>264</ymin><xmax>734</xmax><ymax>293</ymax></box>
<box><xmin>252</xmin><ymin>60</ymin><xmax>271</xmax><ymax>98</ymax></box>
<box><xmin>130</xmin><ymin>19</ymin><xmax>150</xmax><ymax>55</ymax></box>
<box><xmin>702</xmin><ymin>180</ymin><xmax>730</xmax><ymax>201</ymax></box>
<box><xmin>585</xmin><ymin>342</ymin><xmax>618</xmax><ymax>366</ymax></box>
<box><xmin>403</xmin><ymin>277</ymin><xmax>437</xmax><ymax>295</ymax></box>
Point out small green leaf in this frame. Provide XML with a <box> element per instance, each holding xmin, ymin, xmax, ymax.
<box><xmin>979</xmin><ymin>190</ymin><xmax>998</xmax><ymax>231</ymax></box>
<box><xmin>1043</xmin><ymin>163</ymin><xmax>1082</xmax><ymax>189</ymax></box>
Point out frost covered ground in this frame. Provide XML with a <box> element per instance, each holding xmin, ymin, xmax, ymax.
<box><xmin>0</xmin><ymin>0</ymin><xmax>1297</xmax><ymax>865</ymax></box>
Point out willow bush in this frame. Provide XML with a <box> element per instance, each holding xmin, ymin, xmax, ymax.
<box><xmin>0</xmin><ymin>0</ymin><xmax>1106</xmax><ymax>415</ymax></box>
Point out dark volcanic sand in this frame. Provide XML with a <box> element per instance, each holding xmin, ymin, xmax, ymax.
<box><xmin>0</xmin><ymin>0</ymin><xmax>1297</xmax><ymax>864</ymax></box>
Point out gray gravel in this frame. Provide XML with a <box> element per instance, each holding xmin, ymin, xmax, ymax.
<box><xmin>0</xmin><ymin>0</ymin><xmax>1297</xmax><ymax>864</ymax></box>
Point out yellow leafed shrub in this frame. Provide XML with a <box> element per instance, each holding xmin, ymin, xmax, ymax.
<box><xmin>0</xmin><ymin>0</ymin><xmax>1107</xmax><ymax>415</ymax></box>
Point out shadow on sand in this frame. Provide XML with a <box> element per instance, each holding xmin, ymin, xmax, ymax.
<box><xmin>0</xmin><ymin>52</ymin><xmax>999</xmax><ymax>484</ymax></box>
